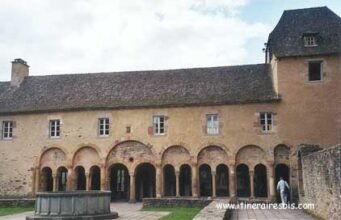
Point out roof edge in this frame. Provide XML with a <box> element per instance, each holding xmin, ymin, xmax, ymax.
<box><xmin>0</xmin><ymin>97</ymin><xmax>281</xmax><ymax>116</ymax></box>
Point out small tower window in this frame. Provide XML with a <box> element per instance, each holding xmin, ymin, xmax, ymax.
<box><xmin>303</xmin><ymin>35</ymin><xmax>317</xmax><ymax>47</ymax></box>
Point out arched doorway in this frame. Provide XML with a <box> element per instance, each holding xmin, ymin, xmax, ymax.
<box><xmin>275</xmin><ymin>164</ymin><xmax>290</xmax><ymax>202</ymax></box>
<box><xmin>40</xmin><ymin>167</ymin><xmax>53</xmax><ymax>192</ymax></box>
<box><xmin>254</xmin><ymin>164</ymin><xmax>267</xmax><ymax>197</ymax></box>
<box><xmin>57</xmin><ymin>167</ymin><xmax>68</xmax><ymax>192</ymax></box>
<box><xmin>236</xmin><ymin>164</ymin><xmax>250</xmax><ymax>197</ymax></box>
<box><xmin>90</xmin><ymin>166</ymin><xmax>101</xmax><ymax>190</ymax></box>
<box><xmin>199</xmin><ymin>164</ymin><xmax>212</xmax><ymax>197</ymax></box>
<box><xmin>216</xmin><ymin>164</ymin><xmax>229</xmax><ymax>197</ymax></box>
<box><xmin>135</xmin><ymin>163</ymin><xmax>156</xmax><ymax>201</ymax></box>
<box><xmin>75</xmin><ymin>166</ymin><xmax>86</xmax><ymax>190</ymax></box>
<box><xmin>109</xmin><ymin>164</ymin><xmax>129</xmax><ymax>201</ymax></box>
<box><xmin>180</xmin><ymin>164</ymin><xmax>192</xmax><ymax>196</ymax></box>
<box><xmin>163</xmin><ymin>165</ymin><xmax>176</xmax><ymax>197</ymax></box>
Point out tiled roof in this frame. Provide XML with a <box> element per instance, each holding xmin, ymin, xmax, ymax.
<box><xmin>0</xmin><ymin>64</ymin><xmax>279</xmax><ymax>114</ymax></box>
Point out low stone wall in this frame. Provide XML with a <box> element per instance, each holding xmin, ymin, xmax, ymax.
<box><xmin>299</xmin><ymin>144</ymin><xmax>341</xmax><ymax>220</ymax></box>
<box><xmin>0</xmin><ymin>198</ymin><xmax>35</xmax><ymax>207</ymax></box>
<box><xmin>143</xmin><ymin>197</ymin><xmax>212</xmax><ymax>208</ymax></box>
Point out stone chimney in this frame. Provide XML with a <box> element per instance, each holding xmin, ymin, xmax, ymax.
<box><xmin>11</xmin><ymin>58</ymin><xmax>29</xmax><ymax>87</ymax></box>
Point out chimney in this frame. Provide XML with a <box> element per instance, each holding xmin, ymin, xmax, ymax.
<box><xmin>11</xmin><ymin>58</ymin><xmax>29</xmax><ymax>87</ymax></box>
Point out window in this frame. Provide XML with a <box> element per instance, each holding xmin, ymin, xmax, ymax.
<box><xmin>49</xmin><ymin>120</ymin><xmax>60</xmax><ymax>138</ymax></box>
<box><xmin>153</xmin><ymin>116</ymin><xmax>165</xmax><ymax>135</ymax></box>
<box><xmin>206</xmin><ymin>114</ymin><xmax>219</xmax><ymax>135</ymax></box>
<box><xmin>304</xmin><ymin>36</ymin><xmax>317</xmax><ymax>47</ymax></box>
<box><xmin>308</xmin><ymin>61</ymin><xmax>322</xmax><ymax>81</ymax></box>
<box><xmin>260</xmin><ymin>113</ymin><xmax>273</xmax><ymax>132</ymax></box>
<box><xmin>126</xmin><ymin>126</ymin><xmax>131</xmax><ymax>134</ymax></box>
<box><xmin>2</xmin><ymin>121</ymin><xmax>13</xmax><ymax>139</ymax></box>
<box><xmin>99</xmin><ymin>118</ymin><xmax>110</xmax><ymax>136</ymax></box>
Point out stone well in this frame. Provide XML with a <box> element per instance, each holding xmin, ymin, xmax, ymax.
<box><xmin>26</xmin><ymin>191</ymin><xmax>118</xmax><ymax>220</ymax></box>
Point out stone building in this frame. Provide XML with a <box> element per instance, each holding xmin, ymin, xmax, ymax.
<box><xmin>0</xmin><ymin>6</ymin><xmax>340</xmax><ymax>202</ymax></box>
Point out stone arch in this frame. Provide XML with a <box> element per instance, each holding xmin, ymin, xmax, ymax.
<box><xmin>56</xmin><ymin>166</ymin><xmax>68</xmax><ymax>192</ymax></box>
<box><xmin>161</xmin><ymin>145</ymin><xmax>191</xmax><ymax>170</ymax></box>
<box><xmin>179</xmin><ymin>164</ymin><xmax>192</xmax><ymax>196</ymax></box>
<box><xmin>236</xmin><ymin>145</ymin><xmax>266</xmax><ymax>168</ymax></box>
<box><xmin>254</xmin><ymin>164</ymin><xmax>267</xmax><ymax>197</ymax></box>
<box><xmin>135</xmin><ymin>162</ymin><xmax>156</xmax><ymax>201</ymax></box>
<box><xmin>216</xmin><ymin>164</ymin><xmax>229</xmax><ymax>197</ymax></box>
<box><xmin>236</xmin><ymin>164</ymin><xmax>250</xmax><ymax>197</ymax></box>
<box><xmin>197</xmin><ymin>145</ymin><xmax>228</xmax><ymax>168</ymax></box>
<box><xmin>90</xmin><ymin>165</ymin><xmax>101</xmax><ymax>190</ymax></box>
<box><xmin>40</xmin><ymin>167</ymin><xmax>53</xmax><ymax>192</ymax></box>
<box><xmin>72</xmin><ymin>146</ymin><xmax>100</xmax><ymax>172</ymax></box>
<box><xmin>274</xmin><ymin>144</ymin><xmax>290</xmax><ymax>165</ymax></box>
<box><xmin>40</xmin><ymin>147</ymin><xmax>67</xmax><ymax>172</ymax></box>
<box><xmin>109</xmin><ymin>163</ymin><xmax>130</xmax><ymax>201</ymax></box>
<box><xmin>199</xmin><ymin>164</ymin><xmax>212</xmax><ymax>197</ymax></box>
<box><xmin>163</xmin><ymin>164</ymin><xmax>176</xmax><ymax>197</ymax></box>
<box><xmin>107</xmin><ymin>141</ymin><xmax>155</xmax><ymax>171</ymax></box>
<box><xmin>74</xmin><ymin>166</ymin><xmax>86</xmax><ymax>190</ymax></box>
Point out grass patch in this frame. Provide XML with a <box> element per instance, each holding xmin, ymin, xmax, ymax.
<box><xmin>143</xmin><ymin>207</ymin><xmax>201</xmax><ymax>220</ymax></box>
<box><xmin>0</xmin><ymin>207</ymin><xmax>34</xmax><ymax>216</ymax></box>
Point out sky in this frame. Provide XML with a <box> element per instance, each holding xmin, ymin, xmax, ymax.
<box><xmin>0</xmin><ymin>0</ymin><xmax>340</xmax><ymax>81</ymax></box>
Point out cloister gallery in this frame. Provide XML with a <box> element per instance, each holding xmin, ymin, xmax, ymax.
<box><xmin>37</xmin><ymin>141</ymin><xmax>291</xmax><ymax>202</ymax></box>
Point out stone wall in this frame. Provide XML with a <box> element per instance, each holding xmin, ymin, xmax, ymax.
<box><xmin>299</xmin><ymin>144</ymin><xmax>341</xmax><ymax>220</ymax></box>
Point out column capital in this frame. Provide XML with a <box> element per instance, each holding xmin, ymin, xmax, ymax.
<box><xmin>129</xmin><ymin>172</ymin><xmax>135</xmax><ymax>177</ymax></box>
<box><xmin>175</xmin><ymin>170</ymin><xmax>180</xmax><ymax>176</ymax></box>
<box><xmin>249</xmin><ymin>170</ymin><xmax>254</xmax><ymax>176</ymax></box>
<box><xmin>211</xmin><ymin>170</ymin><xmax>216</xmax><ymax>176</ymax></box>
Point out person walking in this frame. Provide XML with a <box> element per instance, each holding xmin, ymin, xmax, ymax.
<box><xmin>277</xmin><ymin>177</ymin><xmax>290</xmax><ymax>204</ymax></box>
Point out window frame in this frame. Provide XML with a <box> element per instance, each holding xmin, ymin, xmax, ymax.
<box><xmin>206</xmin><ymin>114</ymin><xmax>219</xmax><ymax>135</ymax></box>
<box><xmin>98</xmin><ymin>118</ymin><xmax>110</xmax><ymax>137</ymax></box>
<box><xmin>153</xmin><ymin>115</ymin><xmax>165</xmax><ymax>136</ymax></box>
<box><xmin>2</xmin><ymin>121</ymin><xmax>13</xmax><ymax>140</ymax></box>
<box><xmin>49</xmin><ymin>119</ymin><xmax>61</xmax><ymax>138</ymax></box>
<box><xmin>260</xmin><ymin>112</ymin><xmax>273</xmax><ymax>133</ymax></box>
<box><xmin>308</xmin><ymin>60</ymin><xmax>323</xmax><ymax>82</ymax></box>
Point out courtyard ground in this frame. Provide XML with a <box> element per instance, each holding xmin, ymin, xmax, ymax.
<box><xmin>0</xmin><ymin>202</ymin><xmax>318</xmax><ymax>220</ymax></box>
<box><xmin>230</xmin><ymin>208</ymin><xmax>317</xmax><ymax>220</ymax></box>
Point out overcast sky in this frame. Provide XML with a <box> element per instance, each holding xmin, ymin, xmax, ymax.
<box><xmin>0</xmin><ymin>0</ymin><xmax>340</xmax><ymax>81</ymax></box>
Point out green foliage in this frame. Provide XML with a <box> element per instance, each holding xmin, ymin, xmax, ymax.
<box><xmin>0</xmin><ymin>207</ymin><xmax>34</xmax><ymax>216</ymax></box>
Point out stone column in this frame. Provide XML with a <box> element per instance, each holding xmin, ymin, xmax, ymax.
<box><xmin>66</xmin><ymin>168</ymin><xmax>73</xmax><ymax>191</ymax></box>
<box><xmin>100</xmin><ymin>166</ymin><xmax>107</xmax><ymax>190</ymax></box>
<box><xmin>34</xmin><ymin>167</ymin><xmax>40</xmax><ymax>194</ymax></box>
<box><xmin>229</xmin><ymin>165</ymin><xmax>236</xmax><ymax>198</ymax></box>
<box><xmin>175</xmin><ymin>170</ymin><xmax>180</xmax><ymax>197</ymax></box>
<box><xmin>53</xmin><ymin>173</ymin><xmax>58</xmax><ymax>192</ymax></box>
<box><xmin>267</xmin><ymin>162</ymin><xmax>275</xmax><ymax>201</ymax></box>
<box><xmin>129</xmin><ymin>172</ymin><xmax>135</xmax><ymax>203</ymax></box>
<box><xmin>249</xmin><ymin>170</ymin><xmax>254</xmax><ymax>198</ymax></box>
<box><xmin>191</xmin><ymin>164</ymin><xmax>198</xmax><ymax>197</ymax></box>
<box><xmin>86</xmin><ymin>172</ymin><xmax>90</xmax><ymax>191</ymax></box>
<box><xmin>212</xmin><ymin>170</ymin><xmax>216</xmax><ymax>198</ymax></box>
<box><xmin>156</xmin><ymin>165</ymin><xmax>161</xmax><ymax>198</ymax></box>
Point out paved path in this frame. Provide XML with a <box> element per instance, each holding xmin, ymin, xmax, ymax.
<box><xmin>193</xmin><ymin>199</ymin><xmax>229</xmax><ymax>220</ymax></box>
<box><xmin>230</xmin><ymin>208</ymin><xmax>316</xmax><ymax>220</ymax></box>
<box><xmin>0</xmin><ymin>203</ymin><xmax>169</xmax><ymax>220</ymax></box>
<box><xmin>111</xmin><ymin>202</ymin><xmax>169</xmax><ymax>220</ymax></box>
